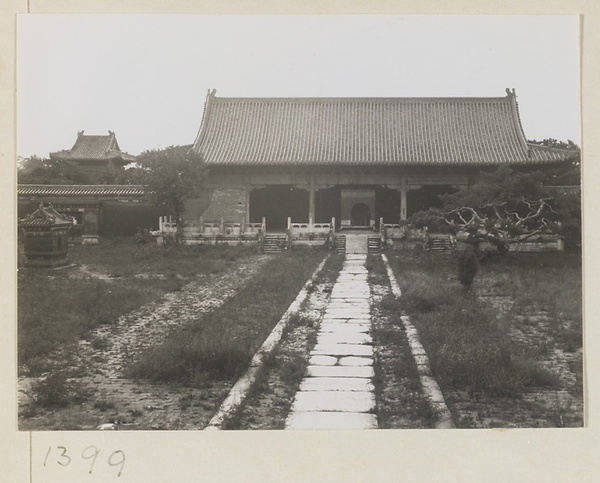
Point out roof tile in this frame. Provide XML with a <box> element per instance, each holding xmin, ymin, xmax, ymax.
<box><xmin>17</xmin><ymin>185</ymin><xmax>147</xmax><ymax>197</ymax></box>
<box><xmin>192</xmin><ymin>93</ymin><xmax>570</xmax><ymax>166</ymax></box>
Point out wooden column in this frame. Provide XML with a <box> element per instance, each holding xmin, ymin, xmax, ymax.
<box><xmin>244</xmin><ymin>180</ymin><xmax>251</xmax><ymax>224</ymax></box>
<box><xmin>308</xmin><ymin>175</ymin><xmax>316</xmax><ymax>225</ymax></box>
<box><xmin>400</xmin><ymin>176</ymin><xmax>408</xmax><ymax>220</ymax></box>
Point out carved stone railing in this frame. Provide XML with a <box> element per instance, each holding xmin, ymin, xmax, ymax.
<box><xmin>287</xmin><ymin>217</ymin><xmax>335</xmax><ymax>242</ymax></box>
<box><xmin>157</xmin><ymin>216</ymin><xmax>265</xmax><ymax>245</ymax></box>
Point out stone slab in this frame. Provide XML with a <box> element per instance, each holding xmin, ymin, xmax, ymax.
<box><xmin>330</xmin><ymin>295</ymin><xmax>368</xmax><ymax>299</ymax></box>
<box><xmin>319</xmin><ymin>323</ymin><xmax>370</xmax><ymax>334</ymax></box>
<box><xmin>327</xmin><ymin>301</ymin><xmax>369</xmax><ymax>307</ymax></box>
<box><xmin>330</xmin><ymin>292</ymin><xmax>370</xmax><ymax>299</ymax></box>
<box><xmin>306</xmin><ymin>365</ymin><xmax>374</xmax><ymax>378</ymax></box>
<box><xmin>335</xmin><ymin>280</ymin><xmax>367</xmax><ymax>284</ymax></box>
<box><xmin>336</xmin><ymin>276</ymin><xmax>368</xmax><ymax>282</ymax></box>
<box><xmin>316</xmin><ymin>332</ymin><xmax>372</xmax><ymax>345</ymax></box>
<box><xmin>308</xmin><ymin>355</ymin><xmax>338</xmax><ymax>366</ymax></box>
<box><xmin>325</xmin><ymin>305</ymin><xmax>370</xmax><ymax>311</ymax></box>
<box><xmin>311</xmin><ymin>343</ymin><xmax>373</xmax><ymax>357</ymax></box>
<box><xmin>285</xmin><ymin>411</ymin><xmax>378</xmax><ymax>430</ymax></box>
<box><xmin>343</xmin><ymin>318</ymin><xmax>372</xmax><ymax>325</ymax></box>
<box><xmin>290</xmin><ymin>390</ymin><xmax>376</xmax><ymax>413</ymax></box>
<box><xmin>324</xmin><ymin>311</ymin><xmax>370</xmax><ymax>319</ymax></box>
<box><xmin>325</xmin><ymin>308</ymin><xmax>370</xmax><ymax>315</ymax></box>
<box><xmin>334</xmin><ymin>286</ymin><xmax>368</xmax><ymax>291</ymax></box>
<box><xmin>321</xmin><ymin>318</ymin><xmax>371</xmax><ymax>325</ymax></box>
<box><xmin>338</xmin><ymin>356</ymin><xmax>373</xmax><ymax>366</ymax></box>
<box><xmin>327</xmin><ymin>302</ymin><xmax>370</xmax><ymax>309</ymax></box>
<box><xmin>299</xmin><ymin>377</ymin><xmax>375</xmax><ymax>392</ymax></box>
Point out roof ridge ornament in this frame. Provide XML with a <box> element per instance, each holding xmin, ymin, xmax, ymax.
<box><xmin>505</xmin><ymin>87</ymin><xmax>516</xmax><ymax>98</ymax></box>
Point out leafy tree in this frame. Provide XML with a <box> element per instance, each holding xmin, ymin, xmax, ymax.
<box><xmin>409</xmin><ymin>164</ymin><xmax>580</xmax><ymax>253</ymax></box>
<box><xmin>528</xmin><ymin>139</ymin><xmax>581</xmax><ymax>186</ymax></box>
<box><xmin>17</xmin><ymin>155</ymin><xmax>90</xmax><ymax>185</ymax></box>
<box><xmin>134</xmin><ymin>145</ymin><xmax>207</xmax><ymax>227</ymax></box>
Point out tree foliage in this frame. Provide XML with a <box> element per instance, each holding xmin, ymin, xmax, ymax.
<box><xmin>133</xmin><ymin>145</ymin><xmax>207</xmax><ymax>221</ymax></box>
<box><xmin>17</xmin><ymin>155</ymin><xmax>90</xmax><ymax>185</ymax></box>
<box><xmin>528</xmin><ymin>138</ymin><xmax>581</xmax><ymax>186</ymax></box>
<box><xmin>408</xmin><ymin>154</ymin><xmax>581</xmax><ymax>252</ymax></box>
<box><xmin>437</xmin><ymin>167</ymin><xmax>561</xmax><ymax>250</ymax></box>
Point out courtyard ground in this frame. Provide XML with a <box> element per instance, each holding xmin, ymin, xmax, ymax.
<box><xmin>18</xmin><ymin>241</ymin><xmax>583</xmax><ymax>430</ymax></box>
<box><xmin>386</xmin><ymin>250</ymin><xmax>583</xmax><ymax>428</ymax></box>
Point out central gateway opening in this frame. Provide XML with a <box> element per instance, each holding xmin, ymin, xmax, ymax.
<box><xmin>351</xmin><ymin>203</ymin><xmax>370</xmax><ymax>227</ymax></box>
<box><xmin>340</xmin><ymin>188</ymin><xmax>375</xmax><ymax>228</ymax></box>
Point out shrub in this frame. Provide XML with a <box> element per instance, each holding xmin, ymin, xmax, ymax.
<box><xmin>28</xmin><ymin>372</ymin><xmax>91</xmax><ymax>408</ymax></box>
<box><xmin>458</xmin><ymin>246</ymin><xmax>479</xmax><ymax>286</ymax></box>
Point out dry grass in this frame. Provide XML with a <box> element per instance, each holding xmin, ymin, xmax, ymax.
<box><xmin>386</xmin><ymin>251</ymin><xmax>580</xmax><ymax>398</ymax></box>
<box><xmin>127</xmin><ymin>248</ymin><xmax>327</xmax><ymax>385</ymax></box>
<box><xmin>18</xmin><ymin>239</ymin><xmax>259</xmax><ymax>374</ymax></box>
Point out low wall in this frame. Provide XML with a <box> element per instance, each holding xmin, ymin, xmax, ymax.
<box><xmin>386</xmin><ymin>238</ymin><xmax>427</xmax><ymax>251</ymax></box>
<box><xmin>456</xmin><ymin>235</ymin><xmax>563</xmax><ymax>252</ymax></box>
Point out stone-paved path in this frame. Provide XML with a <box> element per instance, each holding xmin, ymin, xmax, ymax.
<box><xmin>285</xmin><ymin>254</ymin><xmax>377</xmax><ymax>429</ymax></box>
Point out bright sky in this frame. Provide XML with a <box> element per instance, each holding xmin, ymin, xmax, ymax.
<box><xmin>17</xmin><ymin>14</ymin><xmax>580</xmax><ymax>159</ymax></box>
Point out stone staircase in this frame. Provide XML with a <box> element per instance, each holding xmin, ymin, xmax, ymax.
<box><xmin>333</xmin><ymin>235</ymin><xmax>346</xmax><ymax>254</ymax></box>
<box><xmin>428</xmin><ymin>236</ymin><xmax>454</xmax><ymax>254</ymax></box>
<box><xmin>367</xmin><ymin>236</ymin><xmax>381</xmax><ymax>254</ymax></box>
<box><xmin>262</xmin><ymin>234</ymin><xmax>287</xmax><ymax>253</ymax></box>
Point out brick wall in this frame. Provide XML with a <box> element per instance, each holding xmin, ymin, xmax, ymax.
<box><xmin>200</xmin><ymin>188</ymin><xmax>246</xmax><ymax>222</ymax></box>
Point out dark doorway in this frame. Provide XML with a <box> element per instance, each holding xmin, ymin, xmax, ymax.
<box><xmin>250</xmin><ymin>185</ymin><xmax>309</xmax><ymax>231</ymax></box>
<box><xmin>315</xmin><ymin>186</ymin><xmax>341</xmax><ymax>228</ymax></box>
<box><xmin>351</xmin><ymin>203</ymin><xmax>371</xmax><ymax>226</ymax></box>
<box><xmin>375</xmin><ymin>187</ymin><xmax>401</xmax><ymax>226</ymax></box>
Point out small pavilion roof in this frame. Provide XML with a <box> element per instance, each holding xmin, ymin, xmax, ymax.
<box><xmin>50</xmin><ymin>131</ymin><xmax>136</xmax><ymax>163</ymax></box>
<box><xmin>20</xmin><ymin>203</ymin><xmax>73</xmax><ymax>227</ymax></box>
<box><xmin>192</xmin><ymin>89</ymin><xmax>573</xmax><ymax>167</ymax></box>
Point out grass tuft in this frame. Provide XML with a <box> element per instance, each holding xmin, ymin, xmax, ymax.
<box><xmin>127</xmin><ymin>250</ymin><xmax>325</xmax><ymax>385</ymax></box>
<box><xmin>387</xmin><ymin>252</ymin><xmax>576</xmax><ymax>398</ymax></box>
<box><xmin>18</xmin><ymin>240</ymin><xmax>259</xmax><ymax>375</ymax></box>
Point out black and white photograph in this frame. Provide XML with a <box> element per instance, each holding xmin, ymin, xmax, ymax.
<box><xmin>16</xmin><ymin>14</ymin><xmax>582</xmax><ymax>433</ymax></box>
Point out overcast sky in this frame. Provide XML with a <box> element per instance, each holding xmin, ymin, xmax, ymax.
<box><xmin>17</xmin><ymin>14</ymin><xmax>580</xmax><ymax>159</ymax></box>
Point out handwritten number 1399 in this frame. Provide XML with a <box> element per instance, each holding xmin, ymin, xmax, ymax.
<box><xmin>43</xmin><ymin>446</ymin><xmax>126</xmax><ymax>477</ymax></box>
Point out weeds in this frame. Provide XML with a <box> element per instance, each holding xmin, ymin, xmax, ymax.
<box><xmin>387</xmin><ymin>252</ymin><xmax>572</xmax><ymax>398</ymax></box>
<box><xmin>25</xmin><ymin>372</ymin><xmax>92</xmax><ymax>411</ymax></box>
<box><xmin>93</xmin><ymin>399</ymin><xmax>116</xmax><ymax>412</ymax></box>
<box><xmin>18</xmin><ymin>240</ymin><xmax>259</xmax><ymax>375</ymax></box>
<box><xmin>127</xmin><ymin>250</ymin><xmax>325</xmax><ymax>385</ymax></box>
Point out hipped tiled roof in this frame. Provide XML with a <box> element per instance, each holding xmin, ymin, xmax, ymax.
<box><xmin>192</xmin><ymin>90</ymin><xmax>571</xmax><ymax>167</ymax></box>
<box><xmin>18</xmin><ymin>185</ymin><xmax>147</xmax><ymax>197</ymax></box>
<box><xmin>20</xmin><ymin>203</ymin><xmax>73</xmax><ymax>227</ymax></box>
<box><xmin>50</xmin><ymin>131</ymin><xmax>136</xmax><ymax>162</ymax></box>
